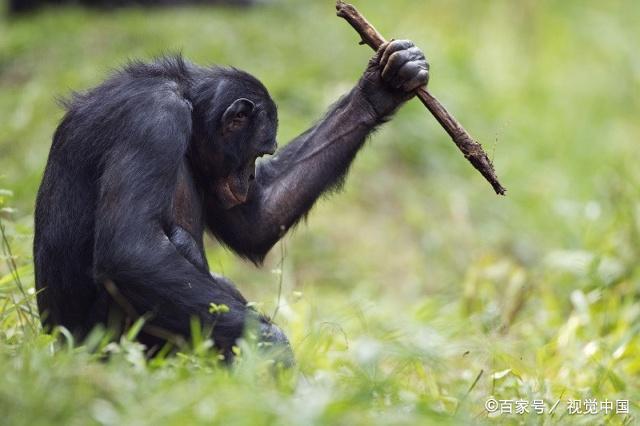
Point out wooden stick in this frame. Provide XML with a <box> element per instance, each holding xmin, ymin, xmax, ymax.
<box><xmin>336</xmin><ymin>1</ymin><xmax>506</xmax><ymax>195</ymax></box>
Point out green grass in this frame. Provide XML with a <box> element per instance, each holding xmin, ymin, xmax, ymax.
<box><xmin>1</xmin><ymin>0</ymin><xmax>639</xmax><ymax>424</ymax></box>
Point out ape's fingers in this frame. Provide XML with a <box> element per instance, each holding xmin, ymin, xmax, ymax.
<box><xmin>380</xmin><ymin>39</ymin><xmax>414</xmax><ymax>68</ymax></box>
<box><xmin>373</xmin><ymin>41</ymin><xmax>390</xmax><ymax>64</ymax></box>
<box><xmin>393</xmin><ymin>60</ymin><xmax>427</xmax><ymax>89</ymax></box>
<box><xmin>381</xmin><ymin>47</ymin><xmax>424</xmax><ymax>86</ymax></box>
<box><xmin>401</xmin><ymin>68</ymin><xmax>429</xmax><ymax>92</ymax></box>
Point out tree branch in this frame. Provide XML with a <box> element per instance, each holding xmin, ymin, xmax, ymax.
<box><xmin>336</xmin><ymin>0</ymin><xmax>506</xmax><ymax>195</ymax></box>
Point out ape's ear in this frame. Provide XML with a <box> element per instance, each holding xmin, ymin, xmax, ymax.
<box><xmin>222</xmin><ymin>98</ymin><xmax>255</xmax><ymax>133</ymax></box>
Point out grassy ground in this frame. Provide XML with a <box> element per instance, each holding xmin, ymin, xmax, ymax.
<box><xmin>1</xmin><ymin>0</ymin><xmax>639</xmax><ymax>424</ymax></box>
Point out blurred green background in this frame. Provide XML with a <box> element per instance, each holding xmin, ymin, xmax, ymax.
<box><xmin>0</xmin><ymin>0</ymin><xmax>639</xmax><ymax>424</ymax></box>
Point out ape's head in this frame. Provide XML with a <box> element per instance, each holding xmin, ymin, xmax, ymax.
<box><xmin>190</xmin><ymin>68</ymin><xmax>278</xmax><ymax>209</ymax></box>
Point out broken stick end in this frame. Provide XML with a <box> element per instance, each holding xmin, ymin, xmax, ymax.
<box><xmin>335</xmin><ymin>0</ymin><xmax>347</xmax><ymax>14</ymax></box>
<box><xmin>336</xmin><ymin>1</ymin><xmax>357</xmax><ymax>20</ymax></box>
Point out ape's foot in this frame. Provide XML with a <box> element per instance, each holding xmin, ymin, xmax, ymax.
<box><xmin>259</xmin><ymin>321</ymin><xmax>295</xmax><ymax>368</ymax></box>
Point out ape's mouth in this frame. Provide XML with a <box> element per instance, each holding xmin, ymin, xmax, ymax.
<box><xmin>217</xmin><ymin>180</ymin><xmax>247</xmax><ymax>209</ymax></box>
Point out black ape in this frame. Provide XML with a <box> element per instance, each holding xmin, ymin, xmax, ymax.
<box><xmin>34</xmin><ymin>40</ymin><xmax>429</xmax><ymax>357</ymax></box>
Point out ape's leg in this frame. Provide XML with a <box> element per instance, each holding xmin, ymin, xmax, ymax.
<box><xmin>168</xmin><ymin>225</ymin><xmax>291</xmax><ymax>361</ymax></box>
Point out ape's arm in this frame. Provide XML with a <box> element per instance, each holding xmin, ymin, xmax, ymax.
<box><xmin>93</xmin><ymin>88</ymin><xmax>250</xmax><ymax>350</ymax></box>
<box><xmin>207</xmin><ymin>40</ymin><xmax>428</xmax><ymax>263</ymax></box>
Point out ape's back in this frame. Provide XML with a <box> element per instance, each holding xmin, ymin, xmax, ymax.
<box><xmin>34</xmin><ymin>113</ymin><xmax>103</xmax><ymax>336</ymax></box>
<box><xmin>33</xmin><ymin>57</ymin><xmax>196</xmax><ymax>336</ymax></box>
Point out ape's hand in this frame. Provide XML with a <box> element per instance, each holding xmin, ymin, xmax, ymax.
<box><xmin>377</xmin><ymin>40</ymin><xmax>429</xmax><ymax>93</ymax></box>
<box><xmin>357</xmin><ymin>39</ymin><xmax>429</xmax><ymax>118</ymax></box>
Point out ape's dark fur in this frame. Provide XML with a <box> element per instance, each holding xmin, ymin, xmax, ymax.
<box><xmin>34</xmin><ymin>41</ymin><xmax>428</xmax><ymax>358</ymax></box>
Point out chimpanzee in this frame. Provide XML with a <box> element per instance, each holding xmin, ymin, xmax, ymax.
<box><xmin>34</xmin><ymin>40</ymin><xmax>429</xmax><ymax>360</ymax></box>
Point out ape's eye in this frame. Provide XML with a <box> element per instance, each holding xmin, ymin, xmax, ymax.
<box><xmin>236</xmin><ymin>111</ymin><xmax>247</xmax><ymax>119</ymax></box>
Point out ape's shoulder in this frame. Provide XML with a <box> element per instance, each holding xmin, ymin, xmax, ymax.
<box><xmin>121</xmin><ymin>54</ymin><xmax>195</xmax><ymax>83</ymax></box>
<box><xmin>52</xmin><ymin>55</ymin><xmax>195</xmax><ymax>160</ymax></box>
<box><xmin>60</xmin><ymin>55</ymin><xmax>195</xmax><ymax>115</ymax></box>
